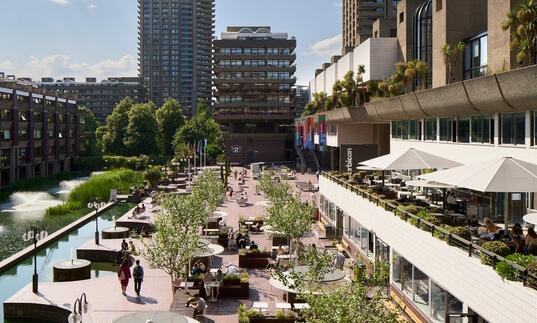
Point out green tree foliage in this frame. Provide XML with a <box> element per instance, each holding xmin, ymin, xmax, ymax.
<box><xmin>441</xmin><ymin>42</ymin><xmax>465</xmax><ymax>83</ymax></box>
<box><xmin>78</xmin><ymin>106</ymin><xmax>99</xmax><ymax>156</ymax></box>
<box><xmin>502</xmin><ymin>0</ymin><xmax>537</xmax><ymax>66</ymax></box>
<box><xmin>101</xmin><ymin>97</ymin><xmax>132</xmax><ymax>155</ymax></box>
<box><xmin>124</xmin><ymin>102</ymin><xmax>159</xmax><ymax>156</ymax></box>
<box><xmin>156</xmin><ymin>98</ymin><xmax>185</xmax><ymax>157</ymax></box>
<box><xmin>143</xmin><ymin>166</ymin><xmax>163</xmax><ymax>188</ymax></box>
<box><xmin>172</xmin><ymin>99</ymin><xmax>224</xmax><ymax>163</ymax></box>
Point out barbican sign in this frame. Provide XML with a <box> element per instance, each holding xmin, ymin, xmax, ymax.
<box><xmin>339</xmin><ymin>144</ymin><xmax>379</xmax><ymax>173</ymax></box>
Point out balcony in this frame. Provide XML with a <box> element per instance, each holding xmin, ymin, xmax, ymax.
<box><xmin>213</xmin><ymin>112</ymin><xmax>295</xmax><ymax>121</ymax></box>
<box><xmin>213</xmin><ymin>53</ymin><xmax>296</xmax><ymax>62</ymax></box>
<box><xmin>214</xmin><ymin>65</ymin><xmax>296</xmax><ymax>73</ymax></box>
<box><xmin>320</xmin><ymin>172</ymin><xmax>537</xmax><ymax>323</ymax></box>
<box><xmin>214</xmin><ymin>77</ymin><xmax>296</xmax><ymax>85</ymax></box>
<box><xmin>214</xmin><ymin>101</ymin><xmax>294</xmax><ymax>108</ymax></box>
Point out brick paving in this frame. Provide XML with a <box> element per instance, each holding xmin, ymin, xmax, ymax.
<box><xmin>6</xmin><ymin>167</ymin><xmax>329</xmax><ymax>323</ymax></box>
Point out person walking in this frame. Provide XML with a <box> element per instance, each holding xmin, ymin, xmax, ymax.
<box><xmin>133</xmin><ymin>259</ymin><xmax>144</xmax><ymax>297</ymax></box>
<box><xmin>118</xmin><ymin>258</ymin><xmax>132</xmax><ymax>296</ymax></box>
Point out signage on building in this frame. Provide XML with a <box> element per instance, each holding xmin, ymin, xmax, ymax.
<box><xmin>339</xmin><ymin>144</ymin><xmax>379</xmax><ymax>172</ymax></box>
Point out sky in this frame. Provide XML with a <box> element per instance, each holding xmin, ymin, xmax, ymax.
<box><xmin>0</xmin><ymin>0</ymin><xmax>342</xmax><ymax>85</ymax></box>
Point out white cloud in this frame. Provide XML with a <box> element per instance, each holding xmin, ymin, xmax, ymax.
<box><xmin>21</xmin><ymin>54</ymin><xmax>138</xmax><ymax>81</ymax></box>
<box><xmin>0</xmin><ymin>60</ymin><xmax>15</xmax><ymax>72</ymax></box>
<box><xmin>333</xmin><ymin>1</ymin><xmax>342</xmax><ymax>7</ymax></box>
<box><xmin>87</xmin><ymin>3</ymin><xmax>96</xmax><ymax>9</ymax></box>
<box><xmin>307</xmin><ymin>34</ymin><xmax>342</xmax><ymax>57</ymax></box>
<box><xmin>50</xmin><ymin>0</ymin><xmax>69</xmax><ymax>4</ymax></box>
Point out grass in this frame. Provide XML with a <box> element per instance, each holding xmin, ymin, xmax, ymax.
<box><xmin>45</xmin><ymin>169</ymin><xmax>143</xmax><ymax>216</ymax></box>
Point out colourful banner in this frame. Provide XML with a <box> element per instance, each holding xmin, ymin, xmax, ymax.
<box><xmin>301</xmin><ymin>117</ymin><xmax>307</xmax><ymax>148</ymax></box>
<box><xmin>294</xmin><ymin>118</ymin><xmax>301</xmax><ymax>147</ymax></box>
<box><xmin>318</xmin><ymin>114</ymin><xmax>326</xmax><ymax>152</ymax></box>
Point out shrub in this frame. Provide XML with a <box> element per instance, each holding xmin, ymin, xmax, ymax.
<box><xmin>247</xmin><ymin>310</ymin><xmax>265</xmax><ymax>319</ymax></box>
<box><xmin>525</xmin><ymin>261</ymin><xmax>537</xmax><ymax>288</ymax></box>
<box><xmin>402</xmin><ymin>204</ymin><xmax>419</xmax><ymax>215</ymax></box>
<box><xmin>480</xmin><ymin>241</ymin><xmax>510</xmax><ymax>266</ymax></box>
<box><xmin>434</xmin><ymin>225</ymin><xmax>452</xmax><ymax>240</ymax></box>
<box><xmin>143</xmin><ymin>166</ymin><xmax>162</xmax><ymax>187</ymax></box>
<box><xmin>495</xmin><ymin>254</ymin><xmax>535</xmax><ymax>281</ymax></box>
<box><xmin>45</xmin><ymin>201</ymin><xmax>84</xmax><ymax>216</ymax></box>
<box><xmin>238</xmin><ymin>304</ymin><xmax>249</xmax><ymax>323</ymax></box>
<box><xmin>419</xmin><ymin>215</ymin><xmax>441</xmax><ymax>230</ymax></box>
<box><xmin>448</xmin><ymin>226</ymin><xmax>471</xmax><ymax>242</ymax></box>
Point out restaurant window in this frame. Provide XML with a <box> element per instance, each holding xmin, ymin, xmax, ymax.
<box><xmin>360</xmin><ymin>227</ymin><xmax>368</xmax><ymax>255</ymax></box>
<box><xmin>456</xmin><ymin>116</ymin><xmax>470</xmax><ymax>143</ymax></box>
<box><xmin>464</xmin><ymin>32</ymin><xmax>488</xmax><ymax>80</ymax></box>
<box><xmin>439</xmin><ymin>117</ymin><xmax>452</xmax><ymax>142</ymax></box>
<box><xmin>402</xmin><ymin>257</ymin><xmax>413</xmax><ymax>297</ymax></box>
<box><xmin>392</xmin><ymin>252</ymin><xmax>402</xmax><ymax>289</ymax></box>
<box><xmin>500</xmin><ymin>112</ymin><xmax>525</xmax><ymax>145</ymax></box>
<box><xmin>413</xmin><ymin>267</ymin><xmax>430</xmax><ymax>314</ymax></box>
<box><xmin>531</xmin><ymin>111</ymin><xmax>537</xmax><ymax>146</ymax></box>
<box><xmin>408</xmin><ymin>120</ymin><xmax>420</xmax><ymax>140</ymax></box>
<box><xmin>471</xmin><ymin>114</ymin><xmax>493</xmax><ymax>143</ymax></box>
<box><xmin>424</xmin><ymin>118</ymin><xmax>437</xmax><ymax>140</ymax></box>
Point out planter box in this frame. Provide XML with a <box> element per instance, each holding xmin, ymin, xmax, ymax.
<box><xmin>250</xmin><ymin>319</ymin><xmax>295</xmax><ymax>323</ymax></box>
<box><xmin>272</xmin><ymin>236</ymin><xmax>287</xmax><ymax>246</ymax></box>
<box><xmin>221</xmin><ymin>281</ymin><xmax>249</xmax><ymax>298</ymax></box>
<box><xmin>239</xmin><ymin>253</ymin><xmax>270</xmax><ymax>268</ymax></box>
<box><xmin>217</xmin><ymin>235</ymin><xmax>228</xmax><ymax>247</ymax></box>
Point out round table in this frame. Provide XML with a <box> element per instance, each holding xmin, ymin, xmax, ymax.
<box><xmin>523</xmin><ymin>212</ymin><xmax>537</xmax><ymax>226</ymax></box>
<box><xmin>113</xmin><ymin>311</ymin><xmax>198</xmax><ymax>323</ymax></box>
<box><xmin>205</xmin><ymin>281</ymin><xmax>220</xmax><ymax>301</ymax></box>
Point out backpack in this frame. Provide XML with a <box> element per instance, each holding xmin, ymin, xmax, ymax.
<box><xmin>133</xmin><ymin>265</ymin><xmax>143</xmax><ymax>279</ymax></box>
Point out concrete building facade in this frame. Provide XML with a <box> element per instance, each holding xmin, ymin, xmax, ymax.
<box><xmin>342</xmin><ymin>0</ymin><xmax>400</xmax><ymax>50</ymax></box>
<box><xmin>39</xmin><ymin>77</ymin><xmax>147</xmax><ymax>124</ymax></box>
<box><xmin>138</xmin><ymin>0</ymin><xmax>214</xmax><ymax>116</ymax></box>
<box><xmin>213</xmin><ymin>27</ymin><xmax>298</xmax><ymax>165</ymax></box>
<box><xmin>0</xmin><ymin>75</ymin><xmax>81</xmax><ymax>188</ymax></box>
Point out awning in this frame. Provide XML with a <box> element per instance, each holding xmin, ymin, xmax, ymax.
<box><xmin>358</xmin><ymin>148</ymin><xmax>462</xmax><ymax>171</ymax></box>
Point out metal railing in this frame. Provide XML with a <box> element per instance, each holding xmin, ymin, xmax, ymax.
<box><xmin>321</xmin><ymin>171</ymin><xmax>537</xmax><ymax>289</ymax></box>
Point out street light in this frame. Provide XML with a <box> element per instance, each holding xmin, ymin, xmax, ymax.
<box><xmin>87</xmin><ymin>199</ymin><xmax>106</xmax><ymax>245</ymax></box>
<box><xmin>22</xmin><ymin>226</ymin><xmax>48</xmax><ymax>294</ymax></box>
<box><xmin>68</xmin><ymin>293</ymin><xmax>92</xmax><ymax>323</ymax></box>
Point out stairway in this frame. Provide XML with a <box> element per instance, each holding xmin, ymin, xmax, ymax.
<box><xmin>302</xmin><ymin>149</ymin><xmax>320</xmax><ymax>171</ymax></box>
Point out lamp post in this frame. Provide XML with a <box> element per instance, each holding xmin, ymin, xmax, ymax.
<box><xmin>87</xmin><ymin>199</ymin><xmax>106</xmax><ymax>245</ymax></box>
<box><xmin>68</xmin><ymin>293</ymin><xmax>92</xmax><ymax>323</ymax></box>
<box><xmin>22</xmin><ymin>226</ymin><xmax>48</xmax><ymax>294</ymax></box>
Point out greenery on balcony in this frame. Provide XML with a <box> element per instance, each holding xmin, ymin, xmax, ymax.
<box><xmin>322</xmin><ymin>171</ymin><xmax>537</xmax><ymax>290</ymax></box>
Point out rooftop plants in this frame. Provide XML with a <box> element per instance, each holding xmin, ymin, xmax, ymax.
<box><xmin>502</xmin><ymin>0</ymin><xmax>537</xmax><ymax>66</ymax></box>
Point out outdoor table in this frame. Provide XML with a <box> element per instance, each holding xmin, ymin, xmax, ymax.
<box><xmin>205</xmin><ymin>281</ymin><xmax>220</xmax><ymax>302</ymax></box>
<box><xmin>276</xmin><ymin>302</ymin><xmax>292</xmax><ymax>314</ymax></box>
<box><xmin>523</xmin><ymin>212</ymin><xmax>537</xmax><ymax>226</ymax></box>
<box><xmin>210</xmin><ymin>268</ymin><xmax>219</xmax><ymax>274</ymax></box>
<box><xmin>203</xmin><ymin>228</ymin><xmax>219</xmax><ymax>233</ymax></box>
<box><xmin>293</xmin><ymin>303</ymin><xmax>310</xmax><ymax>310</ymax></box>
<box><xmin>245</xmin><ymin>221</ymin><xmax>254</xmax><ymax>231</ymax></box>
<box><xmin>252</xmin><ymin>302</ymin><xmax>269</xmax><ymax>312</ymax></box>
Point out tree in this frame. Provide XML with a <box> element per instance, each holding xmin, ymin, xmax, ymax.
<box><xmin>156</xmin><ymin>98</ymin><xmax>185</xmax><ymax>157</ymax></box>
<box><xmin>101</xmin><ymin>97</ymin><xmax>132</xmax><ymax>155</ymax></box>
<box><xmin>192</xmin><ymin>169</ymin><xmax>226</xmax><ymax>217</ymax></box>
<box><xmin>78</xmin><ymin>106</ymin><xmax>99</xmax><ymax>156</ymax></box>
<box><xmin>172</xmin><ymin>99</ymin><xmax>224</xmax><ymax>164</ymax></box>
<box><xmin>124</xmin><ymin>102</ymin><xmax>159</xmax><ymax>156</ymax></box>
<box><xmin>143</xmin><ymin>166</ymin><xmax>162</xmax><ymax>188</ymax></box>
<box><xmin>140</xmin><ymin>193</ymin><xmax>207</xmax><ymax>288</ymax></box>
<box><xmin>273</xmin><ymin>247</ymin><xmax>399</xmax><ymax>323</ymax></box>
<box><xmin>502</xmin><ymin>0</ymin><xmax>537</xmax><ymax>66</ymax></box>
<box><xmin>441</xmin><ymin>41</ymin><xmax>465</xmax><ymax>84</ymax></box>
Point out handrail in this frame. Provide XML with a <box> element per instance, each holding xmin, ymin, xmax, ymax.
<box><xmin>320</xmin><ymin>172</ymin><xmax>537</xmax><ymax>288</ymax></box>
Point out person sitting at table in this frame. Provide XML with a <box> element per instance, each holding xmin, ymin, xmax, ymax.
<box><xmin>466</xmin><ymin>216</ymin><xmax>480</xmax><ymax>235</ymax></box>
<box><xmin>226</xmin><ymin>262</ymin><xmax>239</xmax><ymax>275</ymax></box>
<box><xmin>249</xmin><ymin>240</ymin><xmax>259</xmax><ymax>250</ymax></box>
<box><xmin>524</xmin><ymin>227</ymin><xmax>537</xmax><ymax>254</ymax></box>
<box><xmin>446</xmin><ymin>192</ymin><xmax>457</xmax><ymax>211</ymax></box>
<box><xmin>141</xmin><ymin>225</ymin><xmax>149</xmax><ymax>237</ymax></box>
<box><xmin>511</xmin><ymin>223</ymin><xmax>525</xmax><ymax>253</ymax></box>
<box><xmin>334</xmin><ymin>251</ymin><xmax>345</xmax><ymax>269</ymax></box>
<box><xmin>479</xmin><ymin>218</ymin><xmax>497</xmax><ymax>240</ymax></box>
<box><xmin>215</xmin><ymin>269</ymin><xmax>224</xmax><ymax>298</ymax></box>
<box><xmin>191</xmin><ymin>263</ymin><xmax>205</xmax><ymax>276</ymax></box>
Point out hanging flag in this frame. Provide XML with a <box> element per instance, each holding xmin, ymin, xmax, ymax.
<box><xmin>193</xmin><ymin>142</ymin><xmax>196</xmax><ymax>155</ymax></box>
<box><xmin>187</xmin><ymin>143</ymin><xmax>190</xmax><ymax>159</ymax></box>
<box><xmin>204</xmin><ymin>138</ymin><xmax>207</xmax><ymax>148</ymax></box>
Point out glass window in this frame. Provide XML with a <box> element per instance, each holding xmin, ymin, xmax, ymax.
<box><xmin>360</xmin><ymin>227</ymin><xmax>368</xmax><ymax>254</ymax></box>
<box><xmin>402</xmin><ymin>257</ymin><xmax>413</xmax><ymax>296</ymax></box>
<box><xmin>430</xmin><ymin>280</ymin><xmax>446</xmax><ymax>323</ymax></box>
<box><xmin>456</xmin><ymin>116</ymin><xmax>470</xmax><ymax>143</ymax></box>
<box><xmin>392</xmin><ymin>251</ymin><xmax>402</xmax><ymax>289</ymax></box>
<box><xmin>413</xmin><ymin>1</ymin><xmax>432</xmax><ymax>88</ymax></box>
<box><xmin>413</xmin><ymin>267</ymin><xmax>430</xmax><ymax>313</ymax></box>
<box><xmin>471</xmin><ymin>115</ymin><xmax>492</xmax><ymax>143</ymax></box>
<box><xmin>501</xmin><ymin>112</ymin><xmax>525</xmax><ymax>145</ymax></box>
<box><xmin>424</xmin><ymin>118</ymin><xmax>437</xmax><ymax>140</ymax></box>
<box><xmin>439</xmin><ymin>118</ymin><xmax>452</xmax><ymax>142</ymax></box>
<box><xmin>464</xmin><ymin>33</ymin><xmax>488</xmax><ymax>80</ymax></box>
<box><xmin>409</xmin><ymin>120</ymin><xmax>419</xmax><ymax>140</ymax></box>
<box><xmin>533</xmin><ymin>112</ymin><xmax>537</xmax><ymax>146</ymax></box>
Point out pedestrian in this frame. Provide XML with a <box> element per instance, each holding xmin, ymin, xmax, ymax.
<box><xmin>133</xmin><ymin>259</ymin><xmax>144</xmax><ymax>297</ymax></box>
<box><xmin>189</xmin><ymin>294</ymin><xmax>207</xmax><ymax>316</ymax></box>
<box><xmin>234</xmin><ymin>169</ymin><xmax>238</xmax><ymax>180</ymax></box>
<box><xmin>117</xmin><ymin>258</ymin><xmax>132</xmax><ymax>296</ymax></box>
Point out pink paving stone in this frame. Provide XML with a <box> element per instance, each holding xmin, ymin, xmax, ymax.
<box><xmin>6</xmin><ymin>167</ymin><xmax>322</xmax><ymax>323</ymax></box>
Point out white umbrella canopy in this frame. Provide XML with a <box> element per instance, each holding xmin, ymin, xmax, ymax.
<box><xmin>406</xmin><ymin>179</ymin><xmax>454</xmax><ymax>189</ymax></box>
<box><xmin>418</xmin><ymin>157</ymin><xmax>537</xmax><ymax>193</ymax></box>
<box><xmin>358</xmin><ymin>148</ymin><xmax>462</xmax><ymax>171</ymax></box>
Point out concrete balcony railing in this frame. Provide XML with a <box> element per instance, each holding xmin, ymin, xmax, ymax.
<box><xmin>320</xmin><ymin>172</ymin><xmax>537</xmax><ymax>322</ymax></box>
<box><xmin>365</xmin><ymin>64</ymin><xmax>537</xmax><ymax>121</ymax></box>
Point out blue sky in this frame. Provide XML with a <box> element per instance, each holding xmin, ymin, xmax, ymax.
<box><xmin>0</xmin><ymin>0</ymin><xmax>342</xmax><ymax>85</ymax></box>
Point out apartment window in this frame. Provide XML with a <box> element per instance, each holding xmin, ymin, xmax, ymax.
<box><xmin>464</xmin><ymin>32</ymin><xmax>488</xmax><ymax>80</ymax></box>
<box><xmin>34</xmin><ymin>129</ymin><xmax>41</xmax><ymax>139</ymax></box>
<box><xmin>424</xmin><ymin>118</ymin><xmax>437</xmax><ymax>140</ymax></box>
<box><xmin>471</xmin><ymin>115</ymin><xmax>493</xmax><ymax>143</ymax></box>
<box><xmin>1</xmin><ymin>129</ymin><xmax>10</xmax><ymax>140</ymax></box>
<box><xmin>19</xmin><ymin>111</ymin><xmax>28</xmax><ymax>121</ymax></box>
<box><xmin>1</xmin><ymin>109</ymin><xmax>10</xmax><ymax>121</ymax></box>
<box><xmin>439</xmin><ymin>117</ymin><xmax>452</xmax><ymax>142</ymax></box>
<box><xmin>18</xmin><ymin>129</ymin><xmax>28</xmax><ymax>140</ymax></box>
<box><xmin>413</xmin><ymin>0</ymin><xmax>433</xmax><ymax>88</ymax></box>
<box><xmin>501</xmin><ymin>112</ymin><xmax>526</xmax><ymax>145</ymax></box>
